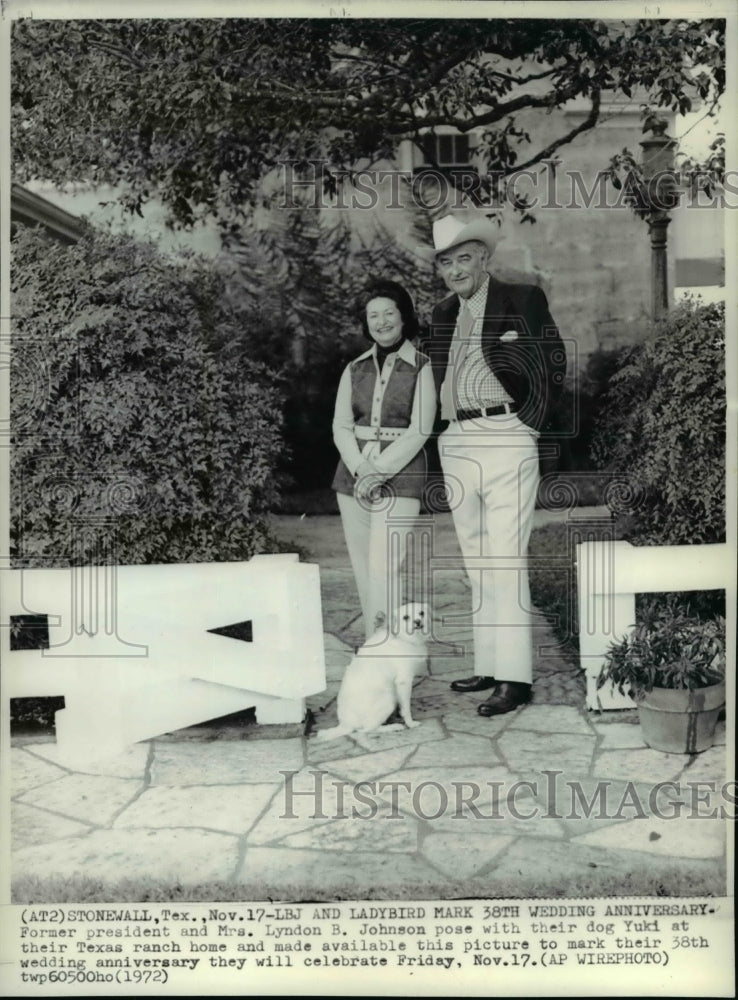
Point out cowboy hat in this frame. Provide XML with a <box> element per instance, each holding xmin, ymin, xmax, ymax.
<box><xmin>416</xmin><ymin>214</ymin><xmax>499</xmax><ymax>262</ymax></box>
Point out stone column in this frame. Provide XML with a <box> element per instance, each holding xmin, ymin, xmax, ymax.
<box><xmin>648</xmin><ymin>213</ymin><xmax>671</xmax><ymax>320</ymax></box>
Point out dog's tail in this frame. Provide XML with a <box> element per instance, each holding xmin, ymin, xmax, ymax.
<box><xmin>313</xmin><ymin>724</ymin><xmax>353</xmax><ymax>743</ymax></box>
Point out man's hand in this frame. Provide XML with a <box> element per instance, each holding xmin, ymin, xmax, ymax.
<box><xmin>354</xmin><ymin>460</ymin><xmax>386</xmax><ymax>501</ymax></box>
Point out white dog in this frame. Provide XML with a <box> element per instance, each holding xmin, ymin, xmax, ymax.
<box><xmin>315</xmin><ymin>603</ymin><xmax>430</xmax><ymax>741</ymax></box>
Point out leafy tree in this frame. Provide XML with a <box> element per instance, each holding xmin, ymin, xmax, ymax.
<box><xmin>11</xmin><ymin>225</ymin><xmax>285</xmax><ymax>565</ymax></box>
<box><xmin>12</xmin><ymin>17</ymin><xmax>725</xmax><ymax>227</ymax></box>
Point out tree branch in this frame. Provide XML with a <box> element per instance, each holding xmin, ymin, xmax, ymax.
<box><xmin>386</xmin><ymin>82</ymin><xmax>582</xmax><ymax>135</ymax></box>
<box><xmin>513</xmin><ymin>89</ymin><xmax>601</xmax><ymax>171</ymax></box>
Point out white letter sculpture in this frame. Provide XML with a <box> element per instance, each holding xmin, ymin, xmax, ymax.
<box><xmin>3</xmin><ymin>554</ymin><xmax>325</xmax><ymax>766</ymax></box>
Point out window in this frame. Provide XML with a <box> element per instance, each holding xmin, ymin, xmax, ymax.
<box><xmin>413</xmin><ymin>133</ymin><xmax>480</xmax><ymax>198</ymax></box>
<box><xmin>420</xmin><ymin>133</ymin><xmax>474</xmax><ymax>170</ymax></box>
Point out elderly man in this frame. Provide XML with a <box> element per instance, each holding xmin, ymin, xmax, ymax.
<box><xmin>419</xmin><ymin>214</ymin><xmax>566</xmax><ymax>715</ymax></box>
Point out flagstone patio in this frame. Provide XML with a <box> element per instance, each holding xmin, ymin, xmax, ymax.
<box><xmin>9</xmin><ymin>511</ymin><xmax>730</xmax><ymax>900</ymax></box>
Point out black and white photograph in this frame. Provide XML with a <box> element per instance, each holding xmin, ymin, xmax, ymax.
<box><xmin>1</xmin><ymin>1</ymin><xmax>735</xmax><ymax>995</ymax></box>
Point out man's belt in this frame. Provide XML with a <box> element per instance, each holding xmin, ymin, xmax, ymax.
<box><xmin>354</xmin><ymin>425</ymin><xmax>404</xmax><ymax>442</ymax></box>
<box><xmin>454</xmin><ymin>402</ymin><xmax>518</xmax><ymax>422</ymax></box>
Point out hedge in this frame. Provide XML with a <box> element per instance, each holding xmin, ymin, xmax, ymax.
<box><xmin>11</xmin><ymin>226</ymin><xmax>284</xmax><ymax>565</ymax></box>
<box><xmin>592</xmin><ymin>298</ymin><xmax>725</xmax><ymax>547</ymax></box>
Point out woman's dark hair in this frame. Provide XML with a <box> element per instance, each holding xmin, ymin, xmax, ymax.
<box><xmin>358</xmin><ymin>278</ymin><xmax>419</xmax><ymax>342</ymax></box>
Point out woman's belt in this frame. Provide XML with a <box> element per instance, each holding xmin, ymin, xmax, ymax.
<box><xmin>354</xmin><ymin>425</ymin><xmax>405</xmax><ymax>442</ymax></box>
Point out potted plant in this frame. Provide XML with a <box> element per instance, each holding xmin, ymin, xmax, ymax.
<box><xmin>598</xmin><ymin>600</ymin><xmax>725</xmax><ymax>754</ymax></box>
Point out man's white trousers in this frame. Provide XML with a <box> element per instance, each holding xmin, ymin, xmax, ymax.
<box><xmin>439</xmin><ymin>413</ymin><xmax>540</xmax><ymax>683</ymax></box>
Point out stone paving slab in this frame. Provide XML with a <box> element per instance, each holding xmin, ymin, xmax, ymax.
<box><xmin>113</xmin><ymin>783</ymin><xmax>279</xmax><ymax>835</ymax></box>
<box><xmin>150</xmin><ymin>739</ymin><xmax>305</xmax><ymax>785</ymax></box>
<box><xmin>305</xmin><ymin>733</ymin><xmax>367</xmax><ymax>764</ymax></box>
<box><xmin>27</xmin><ymin>741</ymin><xmax>151</xmax><ymax>779</ymax></box>
<box><xmin>351</xmin><ymin>717</ymin><xmax>447</xmax><ymax>753</ymax></box>
<box><xmin>11</xmin><ymin>748</ymin><xmax>69</xmax><ymax>796</ymax></box>
<box><xmin>406</xmin><ymin>732</ymin><xmax>502</xmax><ymax>769</ymax></box>
<box><xmin>373</xmin><ymin>763</ymin><xmax>519</xmax><ymax>817</ymax></box>
<box><xmin>324</xmin><ymin>657</ymin><xmax>349</xmax><ymax>682</ymax></box>
<box><xmin>421</xmin><ymin>833</ymin><xmax>515</xmax><ymax>880</ymax></box>
<box><xmin>591</xmin><ymin>748</ymin><xmax>689</xmax><ymax>784</ymax></box>
<box><xmin>411</xmin><ymin>686</ymin><xmax>476</xmax><ymax>719</ymax></box>
<box><xmin>592</xmin><ymin>721</ymin><xmax>648</xmax><ymax>749</ymax></box>
<box><xmin>415</xmin><ymin>676</ymin><xmax>466</xmax><ymax>697</ymax></box>
<box><xmin>415</xmin><ymin>798</ymin><xmax>567</xmax><ymax>840</ymax></box>
<box><xmin>442</xmin><ymin>710</ymin><xmax>516</xmax><ymax>739</ymax></box>
<box><xmin>530</xmin><ymin>777</ymin><xmax>666</xmax><ymax>837</ymax></box>
<box><xmin>246</xmin><ymin>767</ymin><xmax>359</xmax><ymax>845</ymax></box>
<box><xmin>12</xmin><ymin>802</ymin><xmax>91</xmax><ymax>850</ymax></box>
<box><xmin>273</xmin><ymin>802</ymin><xmax>419</xmax><ymax>854</ymax></box>
<box><xmin>306</xmin><ymin>680</ymin><xmax>342</xmax><ymax>714</ymax></box>
<box><xmin>235</xmin><ymin>845</ymin><xmax>443</xmax><ymax>894</ymax></box>
<box><xmin>319</xmin><ymin>745</ymin><xmax>419</xmax><ymax>783</ymax></box>
<box><xmin>13</xmin><ymin>829</ymin><xmax>240</xmax><ymax>884</ymax></box>
<box><xmin>426</xmin><ymin>656</ymin><xmax>468</xmax><ymax>676</ymax></box>
<box><xmin>679</xmin><ymin>745</ymin><xmax>728</xmax><ymax>783</ymax></box>
<box><xmin>572</xmin><ymin>815</ymin><xmax>727</xmax><ymax>859</ymax></box>
<box><xmin>323</xmin><ymin>633</ymin><xmax>353</xmax><ymax>653</ymax></box>
<box><xmin>487</xmin><ymin>835</ymin><xmax>715</xmax><ymax>889</ymax></box>
<box><xmin>507</xmin><ymin>705</ymin><xmax>596</xmax><ymax>735</ymax></box>
<box><xmin>17</xmin><ymin>773</ymin><xmax>143</xmax><ymax>827</ymax></box>
<box><xmin>497</xmin><ymin>730</ymin><xmax>597</xmax><ymax>777</ymax></box>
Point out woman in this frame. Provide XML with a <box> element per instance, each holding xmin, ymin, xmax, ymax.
<box><xmin>332</xmin><ymin>278</ymin><xmax>436</xmax><ymax>640</ymax></box>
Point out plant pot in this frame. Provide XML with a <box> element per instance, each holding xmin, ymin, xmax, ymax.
<box><xmin>635</xmin><ymin>683</ymin><xmax>725</xmax><ymax>754</ymax></box>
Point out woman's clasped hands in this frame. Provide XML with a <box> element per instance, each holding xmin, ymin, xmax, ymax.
<box><xmin>354</xmin><ymin>459</ymin><xmax>386</xmax><ymax>502</ymax></box>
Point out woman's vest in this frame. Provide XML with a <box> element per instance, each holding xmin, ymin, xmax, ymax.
<box><xmin>332</xmin><ymin>347</ymin><xmax>429</xmax><ymax>499</ymax></box>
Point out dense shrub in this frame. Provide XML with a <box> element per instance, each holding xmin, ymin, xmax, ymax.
<box><xmin>592</xmin><ymin>299</ymin><xmax>725</xmax><ymax>546</ymax></box>
<box><xmin>528</xmin><ymin>519</ymin><xmax>629</xmax><ymax>659</ymax></box>
<box><xmin>11</xmin><ymin>226</ymin><xmax>284</xmax><ymax>565</ymax></box>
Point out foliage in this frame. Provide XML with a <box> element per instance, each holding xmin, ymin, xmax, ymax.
<box><xmin>11</xmin><ymin>225</ymin><xmax>284</xmax><ymax>566</ymax></box>
<box><xmin>11</xmin><ymin>18</ymin><xmax>725</xmax><ymax>227</ymax></box>
<box><xmin>539</xmin><ymin>344</ymin><xmax>628</xmax><ymax>482</ymax></box>
<box><xmin>528</xmin><ymin>523</ymin><xmax>577</xmax><ymax>659</ymax></box>
<box><xmin>10</xmin><ymin>697</ymin><xmax>65</xmax><ymax>729</ymax></box>
<box><xmin>598</xmin><ymin>598</ymin><xmax>725</xmax><ymax>695</ymax></box>
<box><xmin>592</xmin><ymin>299</ymin><xmax>725</xmax><ymax>545</ymax></box>
<box><xmin>528</xmin><ymin>519</ymin><xmax>629</xmax><ymax>660</ymax></box>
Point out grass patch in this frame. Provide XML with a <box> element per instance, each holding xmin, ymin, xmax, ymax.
<box><xmin>12</xmin><ymin>862</ymin><xmax>726</xmax><ymax>905</ymax></box>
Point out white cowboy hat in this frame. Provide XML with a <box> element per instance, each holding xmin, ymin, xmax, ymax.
<box><xmin>416</xmin><ymin>214</ymin><xmax>499</xmax><ymax>262</ymax></box>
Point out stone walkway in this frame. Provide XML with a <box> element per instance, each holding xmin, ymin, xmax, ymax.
<box><xmin>10</xmin><ymin>511</ymin><xmax>730</xmax><ymax>900</ymax></box>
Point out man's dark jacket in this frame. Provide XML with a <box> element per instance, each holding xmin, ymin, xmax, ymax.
<box><xmin>419</xmin><ymin>275</ymin><xmax>568</xmax><ymax>507</ymax></box>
